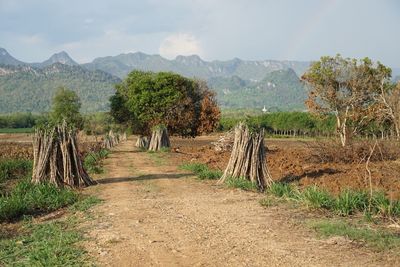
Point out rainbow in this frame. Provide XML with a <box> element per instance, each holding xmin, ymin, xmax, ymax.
<box><xmin>283</xmin><ymin>0</ymin><xmax>340</xmax><ymax>61</ymax></box>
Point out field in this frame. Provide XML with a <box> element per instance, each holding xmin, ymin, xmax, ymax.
<box><xmin>173</xmin><ymin>136</ymin><xmax>400</xmax><ymax>198</ymax></box>
<box><xmin>1</xmin><ymin>133</ymin><xmax>400</xmax><ymax>266</ymax></box>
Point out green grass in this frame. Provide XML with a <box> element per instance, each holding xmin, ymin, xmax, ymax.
<box><xmin>179</xmin><ymin>163</ymin><xmax>222</xmax><ymax>180</ymax></box>
<box><xmin>308</xmin><ymin>219</ymin><xmax>400</xmax><ymax>251</ymax></box>
<box><xmin>0</xmin><ymin>218</ymin><xmax>90</xmax><ymax>266</ymax></box>
<box><xmin>264</xmin><ymin>182</ymin><xmax>400</xmax><ymax>219</ymax></box>
<box><xmin>84</xmin><ymin>149</ymin><xmax>109</xmax><ymax>174</ymax></box>
<box><xmin>225</xmin><ymin>176</ymin><xmax>257</xmax><ymax>191</ymax></box>
<box><xmin>0</xmin><ymin>180</ymin><xmax>78</xmax><ymax>222</ymax></box>
<box><xmin>300</xmin><ymin>186</ymin><xmax>334</xmax><ymax>209</ymax></box>
<box><xmin>0</xmin><ymin>128</ymin><xmax>34</xmax><ymax>134</ymax></box>
<box><xmin>0</xmin><ymin>159</ymin><xmax>32</xmax><ymax>186</ymax></box>
<box><xmin>268</xmin><ymin>182</ymin><xmax>299</xmax><ymax>199</ymax></box>
<box><xmin>70</xmin><ymin>195</ymin><xmax>102</xmax><ymax>212</ymax></box>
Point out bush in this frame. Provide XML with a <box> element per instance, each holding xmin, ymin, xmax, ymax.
<box><xmin>0</xmin><ymin>180</ymin><xmax>78</xmax><ymax>222</ymax></box>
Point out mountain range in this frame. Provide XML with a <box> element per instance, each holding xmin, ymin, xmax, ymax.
<box><xmin>7</xmin><ymin>47</ymin><xmax>397</xmax><ymax>114</ymax></box>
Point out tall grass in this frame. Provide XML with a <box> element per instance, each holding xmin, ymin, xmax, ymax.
<box><xmin>0</xmin><ymin>179</ymin><xmax>78</xmax><ymax>222</ymax></box>
<box><xmin>264</xmin><ymin>182</ymin><xmax>400</xmax><ymax>219</ymax></box>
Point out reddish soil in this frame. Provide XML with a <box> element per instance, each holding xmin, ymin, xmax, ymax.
<box><xmin>172</xmin><ymin>136</ymin><xmax>400</xmax><ymax>199</ymax></box>
<box><xmin>83</xmin><ymin>137</ymin><xmax>400</xmax><ymax>266</ymax></box>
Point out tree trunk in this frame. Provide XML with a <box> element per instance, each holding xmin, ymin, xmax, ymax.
<box><xmin>32</xmin><ymin>122</ymin><xmax>96</xmax><ymax>187</ymax></box>
<box><xmin>219</xmin><ymin>123</ymin><xmax>273</xmax><ymax>191</ymax></box>
<box><xmin>148</xmin><ymin>126</ymin><xmax>170</xmax><ymax>151</ymax></box>
<box><xmin>136</xmin><ymin>136</ymin><xmax>149</xmax><ymax>149</ymax></box>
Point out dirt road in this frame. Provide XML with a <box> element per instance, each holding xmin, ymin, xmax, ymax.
<box><xmin>84</xmin><ymin>138</ymin><xmax>399</xmax><ymax>266</ymax></box>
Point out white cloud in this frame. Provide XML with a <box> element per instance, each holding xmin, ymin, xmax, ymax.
<box><xmin>159</xmin><ymin>33</ymin><xmax>203</xmax><ymax>59</ymax></box>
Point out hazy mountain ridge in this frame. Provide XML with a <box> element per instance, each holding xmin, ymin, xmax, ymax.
<box><xmin>209</xmin><ymin>68</ymin><xmax>307</xmax><ymax>110</ymax></box>
<box><xmin>0</xmin><ymin>63</ymin><xmax>121</xmax><ymax>113</ymax></box>
<box><xmin>83</xmin><ymin>52</ymin><xmax>310</xmax><ymax>81</ymax></box>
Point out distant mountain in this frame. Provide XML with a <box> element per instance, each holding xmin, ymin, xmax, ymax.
<box><xmin>0</xmin><ymin>48</ymin><xmax>25</xmax><ymax>66</ymax></box>
<box><xmin>0</xmin><ymin>63</ymin><xmax>121</xmax><ymax>113</ymax></box>
<box><xmin>0</xmin><ymin>47</ymin><xmax>311</xmax><ymax>113</ymax></box>
<box><xmin>35</xmin><ymin>51</ymin><xmax>79</xmax><ymax>67</ymax></box>
<box><xmin>209</xmin><ymin>68</ymin><xmax>307</xmax><ymax>110</ymax></box>
<box><xmin>83</xmin><ymin>52</ymin><xmax>310</xmax><ymax>80</ymax></box>
<box><xmin>395</xmin><ymin>75</ymin><xmax>400</xmax><ymax>83</ymax></box>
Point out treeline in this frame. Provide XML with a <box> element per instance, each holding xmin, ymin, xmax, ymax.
<box><xmin>0</xmin><ymin>113</ymin><xmax>46</xmax><ymax>128</ymax></box>
<box><xmin>219</xmin><ymin>112</ymin><xmax>336</xmax><ymax>137</ymax></box>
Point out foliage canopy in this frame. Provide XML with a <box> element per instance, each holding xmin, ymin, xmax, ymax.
<box><xmin>110</xmin><ymin>70</ymin><xmax>220</xmax><ymax>137</ymax></box>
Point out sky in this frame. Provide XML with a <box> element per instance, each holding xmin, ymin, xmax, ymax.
<box><xmin>0</xmin><ymin>0</ymin><xmax>399</xmax><ymax>67</ymax></box>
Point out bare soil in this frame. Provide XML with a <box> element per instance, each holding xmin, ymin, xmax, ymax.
<box><xmin>175</xmin><ymin>136</ymin><xmax>400</xmax><ymax>199</ymax></box>
<box><xmin>82</xmin><ymin>137</ymin><xmax>400</xmax><ymax>266</ymax></box>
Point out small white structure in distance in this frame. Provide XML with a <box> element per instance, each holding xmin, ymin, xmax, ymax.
<box><xmin>262</xmin><ymin>105</ymin><xmax>268</xmax><ymax>113</ymax></box>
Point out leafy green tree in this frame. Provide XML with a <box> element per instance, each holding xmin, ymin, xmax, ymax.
<box><xmin>50</xmin><ymin>87</ymin><xmax>83</xmax><ymax>128</ymax></box>
<box><xmin>302</xmin><ymin>55</ymin><xmax>391</xmax><ymax>146</ymax></box>
<box><xmin>110</xmin><ymin>70</ymin><xmax>220</xmax><ymax>137</ymax></box>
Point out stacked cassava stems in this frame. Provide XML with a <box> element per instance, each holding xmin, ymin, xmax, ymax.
<box><xmin>32</xmin><ymin>122</ymin><xmax>96</xmax><ymax>187</ymax></box>
<box><xmin>136</xmin><ymin>136</ymin><xmax>149</xmax><ymax>149</ymax></box>
<box><xmin>103</xmin><ymin>130</ymin><xmax>121</xmax><ymax>149</ymax></box>
<box><xmin>219</xmin><ymin>122</ymin><xmax>273</xmax><ymax>191</ymax></box>
<box><xmin>148</xmin><ymin>126</ymin><xmax>170</xmax><ymax>151</ymax></box>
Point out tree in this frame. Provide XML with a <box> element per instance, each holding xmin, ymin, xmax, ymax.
<box><xmin>375</xmin><ymin>82</ymin><xmax>400</xmax><ymax>139</ymax></box>
<box><xmin>110</xmin><ymin>71</ymin><xmax>220</xmax><ymax>138</ymax></box>
<box><xmin>301</xmin><ymin>55</ymin><xmax>391</xmax><ymax>146</ymax></box>
<box><xmin>50</xmin><ymin>87</ymin><xmax>83</xmax><ymax>128</ymax></box>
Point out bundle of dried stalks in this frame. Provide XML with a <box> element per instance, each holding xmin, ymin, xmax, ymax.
<box><xmin>219</xmin><ymin>123</ymin><xmax>273</xmax><ymax>191</ymax></box>
<box><xmin>32</xmin><ymin>122</ymin><xmax>96</xmax><ymax>187</ymax></box>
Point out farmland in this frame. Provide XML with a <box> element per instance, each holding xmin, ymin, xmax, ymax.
<box><xmin>1</xmin><ymin>132</ymin><xmax>400</xmax><ymax>266</ymax></box>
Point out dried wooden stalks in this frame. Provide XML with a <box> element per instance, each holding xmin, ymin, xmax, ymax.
<box><xmin>136</xmin><ymin>136</ymin><xmax>149</xmax><ymax>149</ymax></box>
<box><xmin>32</xmin><ymin>122</ymin><xmax>96</xmax><ymax>188</ymax></box>
<box><xmin>148</xmin><ymin>126</ymin><xmax>170</xmax><ymax>151</ymax></box>
<box><xmin>103</xmin><ymin>130</ymin><xmax>120</xmax><ymax>149</ymax></box>
<box><xmin>219</xmin><ymin>122</ymin><xmax>273</xmax><ymax>191</ymax></box>
<box><xmin>211</xmin><ymin>130</ymin><xmax>234</xmax><ymax>151</ymax></box>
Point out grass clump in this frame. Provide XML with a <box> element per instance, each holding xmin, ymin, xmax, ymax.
<box><xmin>225</xmin><ymin>177</ymin><xmax>257</xmax><ymax>191</ymax></box>
<box><xmin>268</xmin><ymin>182</ymin><xmax>299</xmax><ymax>199</ymax></box>
<box><xmin>84</xmin><ymin>149</ymin><xmax>109</xmax><ymax>174</ymax></box>
<box><xmin>179</xmin><ymin>163</ymin><xmax>222</xmax><ymax>180</ymax></box>
<box><xmin>334</xmin><ymin>190</ymin><xmax>369</xmax><ymax>216</ymax></box>
<box><xmin>264</xmin><ymin>182</ymin><xmax>400</xmax><ymax>219</ymax></box>
<box><xmin>0</xmin><ymin>180</ymin><xmax>78</xmax><ymax>222</ymax></box>
<box><xmin>308</xmin><ymin>219</ymin><xmax>400</xmax><ymax>251</ymax></box>
<box><xmin>301</xmin><ymin>186</ymin><xmax>334</xmax><ymax>209</ymax></box>
<box><xmin>0</xmin><ymin>217</ymin><xmax>91</xmax><ymax>266</ymax></box>
<box><xmin>0</xmin><ymin>159</ymin><xmax>32</xmax><ymax>184</ymax></box>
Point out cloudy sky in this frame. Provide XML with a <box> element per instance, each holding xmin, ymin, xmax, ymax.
<box><xmin>0</xmin><ymin>0</ymin><xmax>399</xmax><ymax>67</ymax></box>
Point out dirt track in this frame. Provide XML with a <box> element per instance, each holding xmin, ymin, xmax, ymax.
<box><xmin>83</xmin><ymin>138</ymin><xmax>399</xmax><ymax>266</ymax></box>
